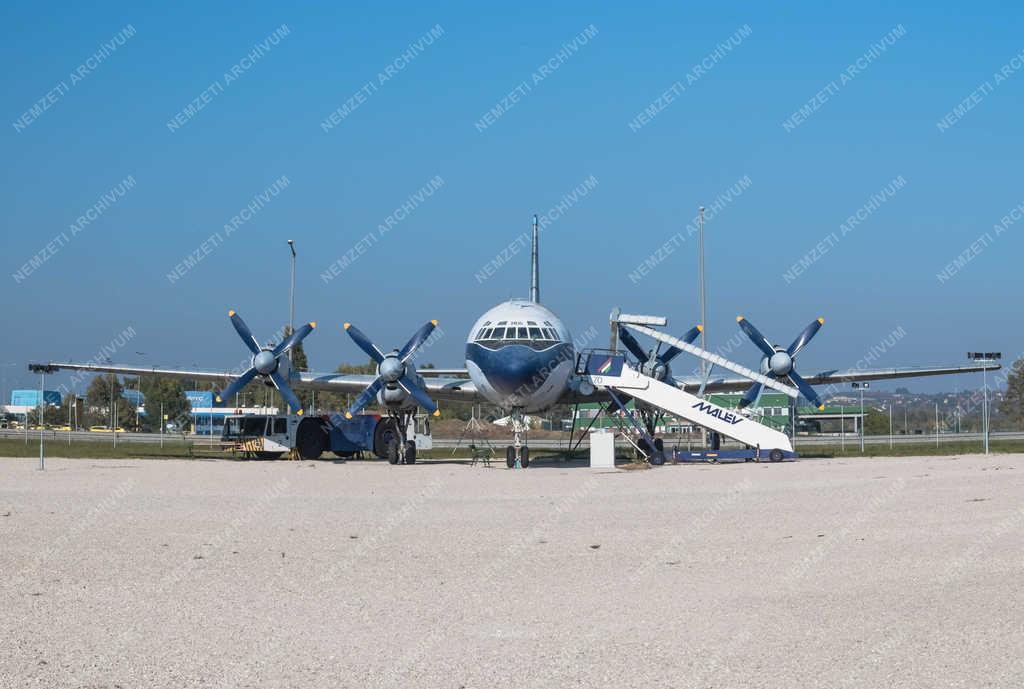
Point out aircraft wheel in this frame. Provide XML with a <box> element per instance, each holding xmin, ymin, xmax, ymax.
<box><xmin>506</xmin><ymin>446</ymin><xmax>516</xmax><ymax>468</ymax></box>
<box><xmin>255</xmin><ymin>452</ymin><xmax>283</xmax><ymax>460</ymax></box>
<box><xmin>386</xmin><ymin>439</ymin><xmax>400</xmax><ymax>465</ymax></box>
<box><xmin>520</xmin><ymin>446</ymin><xmax>530</xmax><ymax>468</ymax></box>
<box><xmin>404</xmin><ymin>440</ymin><xmax>417</xmax><ymax>464</ymax></box>
<box><xmin>769</xmin><ymin>449</ymin><xmax>784</xmax><ymax>463</ymax></box>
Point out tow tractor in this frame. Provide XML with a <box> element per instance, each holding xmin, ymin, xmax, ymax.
<box><xmin>220</xmin><ymin>411</ymin><xmax>432</xmax><ymax>461</ymax></box>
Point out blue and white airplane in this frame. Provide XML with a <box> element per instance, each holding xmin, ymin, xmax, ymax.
<box><xmin>40</xmin><ymin>216</ymin><xmax>999</xmax><ymax>467</ymax></box>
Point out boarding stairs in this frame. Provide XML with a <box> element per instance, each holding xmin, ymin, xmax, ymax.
<box><xmin>577</xmin><ymin>351</ymin><xmax>795</xmax><ymax>460</ymax></box>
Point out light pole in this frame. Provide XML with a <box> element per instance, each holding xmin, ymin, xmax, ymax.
<box><xmin>287</xmin><ymin>239</ymin><xmax>296</xmax><ymax>363</ymax></box>
<box><xmin>968</xmin><ymin>352</ymin><xmax>1001</xmax><ymax>455</ymax></box>
<box><xmin>852</xmin><ymin>382</ymin><xmax>868</xmax><ymax>453</ymax></box>
<box><xmin>840</xmin><ymin>404</ymin><xmax>845</xmax><ymax>453</ymax></box>
<box><xmin>28</xmin><ymin>364</ymin><xmax>56</xmax><ymax>471</ymax></box>
<box><xmin>888</xmin><ymin>400</ymin><xmax>893</xmax><ymax>450</ymax></box>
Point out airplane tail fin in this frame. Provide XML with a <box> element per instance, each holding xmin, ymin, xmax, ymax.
<box><xmin>530</xmin><ymin>214</ymin><xmax>539</xmax><ymax>303</ymax></box>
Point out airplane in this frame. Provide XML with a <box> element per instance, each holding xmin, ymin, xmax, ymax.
<box><xmin>36</xmin><ymin>215</ymin><xmax>1000</xmax><ymax>468</ymax></box>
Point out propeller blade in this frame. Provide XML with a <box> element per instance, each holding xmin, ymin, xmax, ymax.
<box><xmin>216</xmin><ymin>367</ymin><xmax>259</xmax><ymax>404</ymax></box>
<box><xmin>737</xmin><ymin>316</ymin><xmax>776</xmax><ymax>358</ymax></box>
<box><xmin>344</xmin><ymin>323</ymin><xmax>385</xmax><ymax>364</ymax></box>
<box><xmin>787</xmin><ymin>318</ymin><xmax>825</xmax><ymax>357</ymax></box>
<box><xmin>617</xmin><ymin>326</ymin><xmax>649</xmax><ymax>361</ymax></box>
<box><xmin>788</xmin><ymin>370</ymin><xmax>824</xmax><ymax>410</ymax></box>
<box><xmin>345</xmin><ymin>377</ymin><xmax>384</xmax><ymax>418</ymax></box>
<box><xmin>229</xmin><ymin>311</ymin><xmax>261</xmax><ymax>355</ymax></box>
<box><xmin>398</xmin><ymin>375</ymin><xmax>440</xmax><ymax>415</ymax></box>
<box><xmin>398</xmin><ymin>320</ymin><xmax>438</xmax><ymax>363</ymax></box>
<box><xmin>269</xmin><ymin>370</ymin><xmax>304</xmax><ymax>415</ymax></box>
<box><xmin>658</xmin><ymin>325</ymin><xmax>703</xmax><ymax>364</ymax></box>
<box><xmin>737</xmin><ymin>381</ymin><xmax>763</xmax><ymax>409</ymax></box>
<box><xmin>273</xmin><ymin>322</ymin><xmax>316</xmax><ymax>357</ymax></box>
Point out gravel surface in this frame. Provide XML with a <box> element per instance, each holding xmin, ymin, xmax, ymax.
<box><xmin>2</xmin><ymin>454</ymin><xmax>1022</xmax><ymax>688</ymax></box>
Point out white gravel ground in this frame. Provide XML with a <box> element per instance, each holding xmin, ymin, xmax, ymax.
<box><xmin>1</xmin><ymin>453</ymin><xmax>1022</xmax><ymax>689</ymax></box>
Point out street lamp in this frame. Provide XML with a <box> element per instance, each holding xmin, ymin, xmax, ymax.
<box><xmin>287</xmin><ymin>239</ymin><xmax>296</xmax><ymax>363</ymax></box>
<box><xmin>968</xmin><ymin>352</ymin><xmax>1001</xmax><ymax>454</ymax></box>
<box><xmin>852</xmin><ymin>382</ymin><xmax>869</xmax><ymax>453</ymax></box>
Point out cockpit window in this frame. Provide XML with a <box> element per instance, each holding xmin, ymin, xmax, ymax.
<box><xmin>528</xmin><ymin>327</ymin><xmax>542</xmax><ymax>339</ymax></box>
<box><xmin>517</xmin><ymin>327</ymin><xmax>528</xmax><ymax>339</ymax></box>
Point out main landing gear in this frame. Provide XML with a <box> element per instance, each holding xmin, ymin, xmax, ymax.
<box><xmin>378</xmin><ymin>410</ymin><xmax>418</xmax><ymax>465</ymax></box>
<box><xmin>505</xmin><ymin>407</ymin><xmax>530</xmax><ymax>469</ymax></box>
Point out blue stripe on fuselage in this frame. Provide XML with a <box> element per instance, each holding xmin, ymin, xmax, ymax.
<box><xmin>466</xmin><ymin>341</ymin><xmax>574</xmax><ymax>398</ymax></box>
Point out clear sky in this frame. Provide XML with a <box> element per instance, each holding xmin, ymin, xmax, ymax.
<box><xmin>2</xmin><ymin>1</ymin><xmax>1021</xmax><ymax>398</ymax></box>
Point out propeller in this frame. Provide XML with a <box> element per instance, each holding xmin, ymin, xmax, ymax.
<box><xmin>736</xmin><ymin>316</ymin><xmax>825</xmax><ymax>410</ymax></box>
<box><xmin>618</xmin><ymin>324</ymin><xmax>701</xmax><ymax>381</ymax></box>
<box><xmin>343</xmin><ymin>320</ymin><xmax>441</xmax><ymax>418</ymax></box>
<box><xmin>216</xmin><ymin>311</ymin><xmax>315</xmax><ymax>415</ymax></box>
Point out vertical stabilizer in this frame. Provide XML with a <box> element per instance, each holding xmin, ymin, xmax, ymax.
<box><xmin>530</xmin><ymin>214</ymin><xmax>539</xmax><ymax>303</ymax></box>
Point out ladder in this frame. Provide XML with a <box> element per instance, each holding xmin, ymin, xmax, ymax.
<box><xmin>578</xmin><ymin>351</ymin><xmax>794</xmax><ymax>455</ymax></box>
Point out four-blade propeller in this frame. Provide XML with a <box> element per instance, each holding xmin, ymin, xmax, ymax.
<box><xmin>343</xmin><ymin>320</ymin><xmax>441</xmax><ymax>419</ymax></box>
<box><xmin>618</xmin><ymin>324</ymin><xmax>702</xmax><ymax>380</ymax></box>
<box><xmin>736</xmin><ymin>316</ymin><xmax>825</xmax><ymax>410</ymax></box>
<box><xmin>216</xmin><ymin>311</ymin><xmax>315</xmax><ymax>415</ymax></box>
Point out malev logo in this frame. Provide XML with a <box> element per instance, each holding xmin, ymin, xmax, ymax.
<box><xmin>692</xmin><ymin>401</ymin><xmax>744</xmax><ymax>425</ymax></box>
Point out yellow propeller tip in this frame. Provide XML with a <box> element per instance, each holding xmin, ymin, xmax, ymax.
<box><xmin>433</xmin><ymin>409</ymin><xmax>441</xmax><ymax>417</ymax></box>
<box><xmin>818</xmin><ymin>404</ymin><xmax>825</xmax><ymax>411</ymax></box>
<box><xmin>431</xmin><ymin>319</ymin><xmax>438</xmax><ymax>326</ymax></box>
<box><xmin>310</xmin><ymin>321</ymin><xmax>317</xmax><ymax>329</ymax></box>
<box><xmin>736</xmin><ymin>315</ymin><xmax>744</xmax><ymax>322</ymax></box>
<box><xmin>344</xmin><ymin>412</ymin><xmax>352</xmax><ymax>419</ymax></box>
<box><xmin>214</xmin><ymin>396</ymin><xmax>222</xmax><ymax>403</ymax></box>
<box><xmin>696</xmin><ymin>324</ymin><xmax>704</xmax><ymax>332</ymax></box>
<box><xmin>297</xmin><ymin>409</ymin><xmax>304</xmax><ymax>416</ymax></box>
<box><xmin>343</xmin><ymin>322</ymin><xmax>350</xmax><ymax>330</ymax></box>
<box><xmin>817</xmin><ymin>317</ymin><xmax>825</xmax><ymax>324</ymax></box>
<box><xmin>228</xmin><ymin>310</ymin><xmax>236</xmax><ymax>317</ymax></box>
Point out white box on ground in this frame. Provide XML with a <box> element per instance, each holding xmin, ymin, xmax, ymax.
<box><xmin>589</xmin><ymin>430</ymin><xmax>615</xmax><ymax>468</ymax></box>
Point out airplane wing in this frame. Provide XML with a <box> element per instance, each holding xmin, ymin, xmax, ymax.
<box><xmin>33</xmin><ymin>361</ymin><xmax>480</xmax><ymax>405</ymax></box>
<box><xmin>671</xmin><ymin>362</ymin><xmax>1001</xmax><ymax>394</ymax></box>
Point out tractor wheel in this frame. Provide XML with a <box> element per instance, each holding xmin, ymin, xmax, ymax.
<box><xmin>296</xmin><ymin>418</ymin><xmax>326</xmax><ymax>460</ymax></box>
<box><xmin>374</xmin><ymin>418</ymin><xmax>399</xmax><ymax>459</ymax></box>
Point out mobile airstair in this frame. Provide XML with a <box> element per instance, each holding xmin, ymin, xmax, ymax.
<box><xmin>577</xmin><ymin>349</ymin><xmax>797</xmax><ymax>464</ymax></box>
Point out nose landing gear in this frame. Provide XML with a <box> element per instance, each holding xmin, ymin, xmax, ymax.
<box><xmin>505</xmin><ymin>407</ymin><xmax>530</xmax><ymax>468</ymax></box>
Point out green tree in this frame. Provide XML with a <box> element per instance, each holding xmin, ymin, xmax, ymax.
<box><xmin>84</xmin><ymin>374</ymin><xmax>135</xmax><ymax>428</ymax></box>
<box><xmin>999</xmin><ymin>356</ymin><xmax>1024</xmax><ymax>429</ymax></box>
<box><xmin>863</xmin><ymin>407</ymin><xmax>890</xmax><ymax>435</ymax></box>
<box><xmin>27</xmin><ymin>401</ymin><xmax>62</xmax><ymax>426</ymax></box>
<box><xmin>139</xmin><ymin>376</ymin><xmax>191</xmax><ymax>433</ymax></box>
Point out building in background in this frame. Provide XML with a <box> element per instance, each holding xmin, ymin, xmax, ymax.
<box><xmin>3</xmin><ymin>389</ymin><xmax>62</xmax><ymax>419</ymax></box>
<box><xmin>185</xmin><ymin>390</ymin><xmax>277</xmax><ymax>435</ymax></box>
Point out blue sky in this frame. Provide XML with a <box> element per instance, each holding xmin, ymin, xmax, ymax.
<box><xmin>2</xmin><ymin>1</ymin><xmax>1021</xmax><ymax>397</ymax></box>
